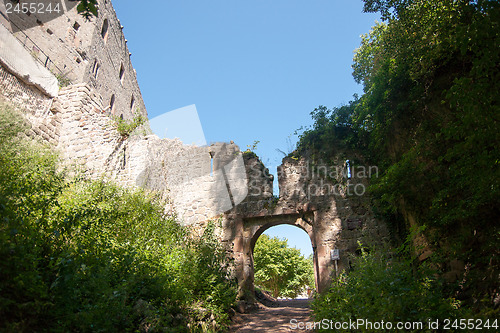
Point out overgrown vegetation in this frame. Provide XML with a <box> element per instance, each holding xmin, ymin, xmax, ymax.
<box><xmin>114</xmin><ymin>112</ymin><xmax>146</xmax><ymax>137</ymax></box>
<box><xmin>295</xmin><ymin>0</ymin><xmax>499</xmax><ymax>315</ymax></box>
<box><xmin>253</xmin><ymin>234</ymin><xmax>314</xmax><ymax>298</ymax></box>
<box><xmin>55</xmin><ymin>72</ymin><xmax>72</xmax><ymax>88</ymax></box>
<box><xmin>312</xmin><ymin>245</ymin><xmax>467</xmax><ymax>332</ymax></box>
<box><xmin>76</xmin><ymin>0</ymin><xmax>98</xmax><ymax>19</ymax></box>
<box><xmin>0</xmin><ymin>104</ymin><xmax>236</xmax><ymax>332</ymax></box>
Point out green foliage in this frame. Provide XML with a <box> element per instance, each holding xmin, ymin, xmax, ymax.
<box><xmin>295</xmin><ymin>0</ymin><xmax>500</xmax><ymax>310</ymax></box>
<box><xmin>54</xmin><ymin>71</ymin><xmax>72</xmax><ymax>88</ymax></box>
<box><xmin>243</xmin><ymin>140</ymin><xmax>260</xmax><ymax>158</ymax></box>
<box><xmin>253</xmin><ymin>234</ymin><xmax>314</xmax><ymax>298</ymax></box>
<box><xmin>242</xmin><ymin>150</ymin><xmax>258</xmax><ymax>159</ymax></box>
<box><xmin>77</xmin><ymin>0</ymin><xmax>98</xmax><ymax>19</ymax></box>
<box><xmin>0</xmin><ymin>104</ymin><xmax>236</xmax><ymax>332</ymax></box>
<box><xmin>312</xmin><ymin>249</ymin><xmax>466</xmax><ymax>332</ymax></box>
<box><xmin>184</xmin><ymin>220</ymin><xmax>237</xmax><ymax>331</ymax></box>
<box><xmin>114</xmin><ymin>112</ymin><xmax>146</xmax><ymax>138</ymax></box>
<box><xmin>293</xmin><ymin>102</ymin><xmax>367</xmax><ymax>161</ymax></box>
<box><xmin>246</xmin><ymin>140</ymin><xmax>260</xmax><ymax>152</ymax></box>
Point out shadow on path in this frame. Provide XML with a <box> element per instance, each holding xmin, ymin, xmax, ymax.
<box><xmin>229</xmin><ymin>299</ymin><xmax>312</xmax><ymax>332</ymax></box>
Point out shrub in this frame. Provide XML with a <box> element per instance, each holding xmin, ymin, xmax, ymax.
<box><xmin>114</xmin><ymin>112</ymin><xmax>146</xmax><ymax>137</ymax></box>
<box><xmin>0</xmin><ymin>103</ymin><xmax>236</xmax><ymax>332</ymax></box>
<box><xmin>311</xmin><ymin>248</ymin><xmax>467</xmax><ymax>332</ymax></box>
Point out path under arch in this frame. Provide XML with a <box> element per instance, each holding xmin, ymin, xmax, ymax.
<box><xmin>230</xmin><ymin>299</ymin><xmax>313</xmax><ymax>332</ymax></box>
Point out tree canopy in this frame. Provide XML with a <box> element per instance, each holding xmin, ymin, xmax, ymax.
<box><xmin>253</xmin><ymin>234</ymin><xmax>314</xmax><ymax>298</ymax></box>
<box><xmin>295</xmin><ymin>0</ymin><xmax>499</xmax><ymax>310</ymax></box>
<box><xmin>0</xmin><ymin>102</ymin><xmax>236</xmax><ymax>332</ymax></box>
<box><xmin>76</xmin><ymin>0</ymin><xmax>98</xmax><ymax>19</ymax></box>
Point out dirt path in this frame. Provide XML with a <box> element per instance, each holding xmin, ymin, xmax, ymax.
<box><xmin>229</xmin><ymin>299</ymin><xmax>313</xmax><ymax>332</ymax></box>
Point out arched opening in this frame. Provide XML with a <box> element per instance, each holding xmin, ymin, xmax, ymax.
<box><xmin>119</xmin><ymin>63</ymin><xmax>125</xmax><ymax>84</ymax></box>
<box><xmin>101</xmin><ymin>18</ymin><xmax>109</xmax><ymax>43</ymax></box>
<box><xmin>250</xmin><ymin>222</ymin><xmax>317</xmax><ymax>300</ymax></box>
<box><xmin>263</xmin><ymin>225</ymin><xmax>313</xmax><ymax>258</ymax></box>
<box><xmin>92</xmin><ymin>59</ymin><xmax>100</xmax><ymax>79</ymax></box>
<box><xmin>130</xmin><ymin>95</ymin><xmax>136</xmax><ymax>114</ymax></box>
<box><xmin>109</xmin><ymin>94</ymin><xmax>116</xmax><ymax>114</ymax></box>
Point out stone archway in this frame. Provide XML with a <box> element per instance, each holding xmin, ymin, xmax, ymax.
<box><xmin>249</xmin><ymin>216</ymin><xmax>314</xmax><ymax>259</ymax></box>
<box><xmin>250</xmin><ymin>221</ymin><xmax>317</xmax><ymax>298</ymax></box>
<box><xmin>226</xmin><ymin>210</ymin><xmax>320</xmax><ymax>304</ymax></box>
<box><xmin>220</xmin><ymin>153</ymin><xmax>391</xmax><ymax>309</ymax></box>
<box><xmin>246</xmin><ymin>213</ymin><xmax>319</xmax><ymax>299</ymax></box>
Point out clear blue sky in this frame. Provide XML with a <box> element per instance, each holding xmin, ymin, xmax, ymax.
<box><xmin>113</xmin><ymin>0</ymin><xmax>379</xmax><ymax>258</ymax></box>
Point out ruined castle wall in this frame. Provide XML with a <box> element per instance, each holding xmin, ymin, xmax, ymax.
<box><xmin>127</xmin><ymin>140</ymin><xmax>250</xmax><ymax>225</ymax></box>
<box><xmin>1</xmin><ymin>1</ymin><xmax>390</xmax><ymax>305</ymax></box>
<box><xmin>219</xmin><ymin>154</ymin><xmax>390</xmax><ymax>304</ymax></box>
<box><xmin>1</xmin><ymin>60</ymin><xmax>390</xmax><ymax>308</ymax></box>
<box><xmin>0</xmin><ymin>64</ymin><xmax>52</xmax><ymax>115</ymax></box>
<box><xmin>1</xmin><ymin>0</ymin><xmax>147</xmax><ymax>120</ymax></box>
<box><xmin>82</xmin><ymin>0</ymin><xmax>147</xmax><ymax>120</ymax></box>
<box><xmin>1</xmin><ymin>1</ymin><xmax>95</xmax><ymax>84</ymax></box>
<box><xmin>0</xmin><ymin>72</ymin><xmax>246</xmax><ymax>228</ymax></box>
<box><xmin>277</xmin><ymin>157</ymin><xmax>390</xmax><ymax>289</ymax></box>
<box><xmin>54</xmin><ymin>83</ymin><xmax>124</xmax><ymax>175</ymax></box>
<box><xmin>0</xmin><ymin>61</ymin><xmax>60</xmax><ymax>145</ymax></box>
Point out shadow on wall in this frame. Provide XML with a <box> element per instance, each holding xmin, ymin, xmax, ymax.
<box><xmin>134</xmin><ymin>140</ymin><xmax>249</xmax><ymax>226</ymax></box>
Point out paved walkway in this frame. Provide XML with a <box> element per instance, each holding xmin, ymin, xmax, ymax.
<box><xmin>229</xmin><ymin>299</ymin><xmax>313</xmax><ymax>332</ymax></box>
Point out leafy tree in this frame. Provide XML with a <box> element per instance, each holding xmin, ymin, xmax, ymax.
<box><xmin>295</xmin><ymin>0</ymin><xmax>500</xmax><ymax>312</ymax></box>
<box><xmin>76</xmin><ymin>0</ymin><xmax>98</xmax><ymax>19</ymax></box>
<box><xmin>253</xmin><ymin>234</ymin><xmax>314</xmax><ymax>298</ymax></box>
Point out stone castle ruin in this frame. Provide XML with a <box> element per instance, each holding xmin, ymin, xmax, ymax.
<box><xmin>0</xmin><ymin>0</ymin><xmax>389</xmax><ymax>306</ymax></box>
<box><xmin>1</xmin><ymin>0</ymin><xmax>146</xmax><ymax>120</ymax></box>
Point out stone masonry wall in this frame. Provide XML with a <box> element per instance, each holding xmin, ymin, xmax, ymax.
<box><xmin>82</xmin><ymin>0</ymin><xmax>147</xmax><ymax>120</ymax></box>
<box><xmin>1</xmin><ymin>1</ymin><xmax>95</xmax><ymax>83</ymax></box>
<box><xmin>0</xmin><ymin>64</ymin><xmax>59</xmax><ymax>144</ymax></box>
<box><xmin>277</xmin><ymin>157</ymin><xmax>390</xmax><ymax>286</ymax></box>
<box><xmin>54</xmin><ymin>83</ymin><xmax>122</xmax><ymax>174</ymax></box>
<box><xmin>1</xmin><ymin>54</ymin><xmax>248</xmax><ymax>227</ymax></box>
<box><xmin>1</xmin><ymin>52</ymin><xmax>248</xmax><ymax>229</ymax></box>
<box><xmin>2</xmin><ymin>69</ymin><xmax>390</xmax><ymax>310</ymax></box>
<box><xmin>0</xmin><ymin>64</ymin><xmax>52</xmax><ymax>115</ymax></box>
<box><xmin>48</xmin><ymin>83</ymin><xmax>249</xmax><ymax>227</ymax></box>
<box><xmin>1</xmin><ymin>0</ymin><xmax>147</xmax><ymax>120</ymax></box>
<box><xmin>219</xmin><ymin>153</ymin><xmax>390</xmax><ymax>306</ymax></box>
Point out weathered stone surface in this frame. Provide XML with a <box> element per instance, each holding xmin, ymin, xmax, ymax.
<box><xmin>0</xmin><ymin>23</ymin><xmax>59</xmax><ymax>97</ymax></box>
<box><xmin>1</xmin><ymin>0</ymin><xmax>147</xmax><ymax>121</ymax></box>
<box><xmin>219</xmin><ymin>155</ymin><xmax>391</xmax><ymax>303</ymax></box>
